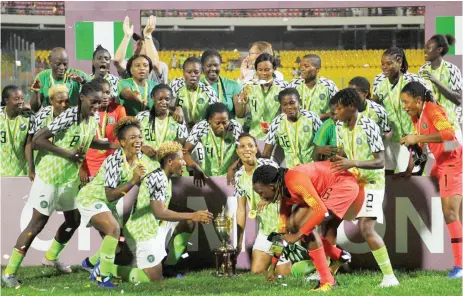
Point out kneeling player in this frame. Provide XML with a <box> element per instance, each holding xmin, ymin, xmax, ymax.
<box><xmin>104</xmin><ymin>142</ymin><xmax>213</xmax><ymax>283</ymax></box>
<box><xmin>252</xmin><ymin>162</ymin><xmax>361</xmax><ymax>291</ymax></box>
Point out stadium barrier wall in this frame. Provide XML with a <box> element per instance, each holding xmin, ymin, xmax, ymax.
<box><xmin>0</xmin><ymin>175</ymin><xmax>453</xmax><ymax>270</ymax></box>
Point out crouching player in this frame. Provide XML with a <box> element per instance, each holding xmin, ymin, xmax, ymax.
<box><xmin>252</xmin><ymin>162</ymin><xmax>362</xmax><ymax>292</ymax></box>
<box><xmin>399</xmin><ymin>82</ymin><xmax>463</xmax><ymax>278</ymax></box>
<box><xmin>107</xmin><ymin>142</ymin><xmax>213</xmax><ymax>283</ymax></box>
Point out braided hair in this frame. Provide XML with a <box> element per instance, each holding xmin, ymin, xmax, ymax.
<box><xmin>252</xmin><ymin>165</ymin><xmax>288</xmax><ymax>203</ymax></box>
<box><xmin>330</xmin><ymin>88</ymin><xmax>362</xmax><ymax>110</ymax></box>
<box><xmin>1</xmin><ymin>85</ymin><xmax>21</xmax><ymax>107</ymax></box>
<box><xmin>383</xmin><ymin>47</ymin><xmax>409</xmax><ymax>74</ymax></box>
<box><xmin>401</xmin><ymin>81</ymin><xmax>435</xmax><ymax>103</ymax></box>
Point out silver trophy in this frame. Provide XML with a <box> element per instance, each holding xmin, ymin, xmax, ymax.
<box><xmin>213</xmin><ymin>206</ymin><xmax>238</xmax><ymax>277</ymax></box>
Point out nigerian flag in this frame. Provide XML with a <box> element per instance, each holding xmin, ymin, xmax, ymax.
<box><xmin>75</xmin><ymin>21</ymin><xmax>132</xmax><ymax>60</ymax></box>
<box><xmin>436</xmin><ymin>16</ymin><xmax>462</xmax><ymax>55</ymax></box>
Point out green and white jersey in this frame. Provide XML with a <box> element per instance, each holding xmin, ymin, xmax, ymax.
<box><xmin>170</xmin><ymin>78</ymin><xmax>219</xmax><ymax>128</ymax></box>
<box><xmin>76</xmin><ymin>149</ymin><xmax>149</xmax><ymax>208</ymax></box>
<box><xmin>289</xmin><ymin>77</ymin><xmax>338</xmax><ymax>115</ymax></box>
<box><xmin>89</xmin><ymin>73</ymin><xmax>120</xmax><ymax>98</ymax></box>
<box><xmin>187</xmin><ymin>119</ymin><xmax>243</xmax><ymax>176</ymax></box>
<box><xmin>362</xmin><ymin>100</ymin><xmax>391</xmax><ymax>134</ymax></box>
<box><xmin>29</xmin><ymin>106</ymin><xmax>55</xmax><ymax>166</ymax></box>
<box><xmin>117</xmin><ymin>78</ymin><xmax>158</xmax><ymax>116</ymax></box>
<box><xmin>243</xmin><ymin>79</ymin><xmax>288</xmax><ymax>140</ymax></box>
<box><xmin>136</xmin><ymin>111</ymin><xmax>188</xmax><ymax>149</ymax></box>
<box><xmin>35</xmin><ymin>107</ymin><xmax>98</xmax><ymax>186</ymax></box>
<box><xmin>373</xmin><ymin>72</ymin><xmax>428</xmax><ymax>142</ymax></box>
<box><xmin>0</xmin><ymin>107</ymin><xmax>35</xmax><ymax>176</ymax></box>
<box><xmin>35</xmin><ymin>68</ymin><xmax>90</xmax><ymax>107</ymax></box>
<box><xmin>265</xmin><ymin>110</ymin><xmax>321</xmax><ymax>168</ymax></box>
<box><xmin>419</xmin><ymin>60</ymin><xmax>462</xmax><ymax>130</ymax></box>
<box><xmin>336</xmin><ymin>115</ymin><xmax>385</xmax><ymax>190</ymax></box>
<box><xmin>234</xmin><ymin>158</ymin><xmax>280</xmax><ymax>236</ymax></box>
<box><xmin>124</xmin><ymin>168</ymin><xmax>172</xmax><ymax>244</ymax></box>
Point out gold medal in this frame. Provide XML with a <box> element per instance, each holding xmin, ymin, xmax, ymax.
<box><xmin>248</xmin><ymin>210</ymin><xmax>257</xmax><ymax>219</ymax></box>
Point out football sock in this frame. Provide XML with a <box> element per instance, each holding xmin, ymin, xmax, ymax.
<box><xmin>114</xmin><ymin>265</ymin><xmax>151</xmax><ymax>283</ymax></box>
<box><xmin>164</xmin><ymin>232</ymin><xmax>191</xmax><ymax>266</ymax></box>
<box><xmin>89</xmin><ymin>251</ymin><xmax>100</xmax><ymax>266</ymax></box>
<box><xmin>372</xmin><ymin>246</ymin><xmax>394</xmax><ymax>276</ymax></box>
<box><xmin>99</xmin><ymin>236</ymin><xmax>118</xmax><ymax>277</ymax></box>
<box><xmin>45</xmin><ymin>239</ymin><xmax>67</xmax><ymax>261</ymax></box>
<box><xmin>320</xmin><ymin>235</ymin><xmax>342</xmax><ymax>260</ymax></box>
<box><xmin>5</xmin><ymin>248</ymin><xmax>25</xmax><ymax>276</ymax></box>
<box><xmin>309</xmin><ymin>247</ymin><xmax>335</xmax><ymax>285</ymax></box>
<box><xmin>447</xmin><ymin>221</ymin><xmax>462</xmax><ymax>268</ymax></box>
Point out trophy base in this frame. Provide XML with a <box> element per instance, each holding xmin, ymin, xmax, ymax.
<box><xmin>213</xmin><ymin>245</ymin><xmax>238</xmax><ymax>278</ymax></box>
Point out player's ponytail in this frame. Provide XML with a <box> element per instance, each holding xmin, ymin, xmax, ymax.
<box><xmin>429</xmin><ymin>34</ymin><xmax>456</xmax><ymax>57</ymax></box>
<box><xmin>401</xmin><ymin>81</ymin><xmax>435</xmax><ymax>103</ymax></box>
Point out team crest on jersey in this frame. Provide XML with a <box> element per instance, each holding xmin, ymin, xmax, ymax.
<box><xmin>95</xmin><ymin>203</ymin><xmax>103</xmax><ymax>209</ymax></box>
<box><xmin>40</xmin><ymin>201</ymin><xmax>48</xmax><ymax>208</ymax></box>
<box><xmin>108</xmin><ymin>117</ymin><xmax>115</xmax><ymax>124</ymax></box>
<box><xmin>198</xmin><ymin>97</ymin><xmax>205</xmax><ymax>104</ymax></box>
<box><xmin>422</xmin><ymin>123</ymin><xmax>428</xmax><ymax>129</ymax></box>
<box><xmin>303</xmin><ymin>125</ymin><xmax>310</xmax><ymax>133</ymax></box>
<box><xmin>356</xmin><ymin>138</ymin><xmax>362</xmax><ymax>145</ymax></box>
<box><xmin>319</xmin><ymin>93</ymin><xmax>326</xmax><ymax>100</ymax></box>
<box><xmin>147</xmin><ymin>254</ymin><xmax>155</xmax><ymax>263</ymax></box>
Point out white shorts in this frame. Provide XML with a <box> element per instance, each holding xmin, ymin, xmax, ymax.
<box><xmin>252</xmin><ymin>232</ymin><xmax>290</xmax><ymax>265</ymax></box>
<box><xmin>27</xmin><ymin>175</ymin><xmax>80</xmax><ymax>216</ymax></box>
<box><xmin>78</xmin><ymin>201</ymin><xmax>120</xmax><ymax>228</ymax></box>
<box><xmin>356</xmin><ymin>186</ymin><xmax>385</xmax><ymax>224</ymax></box>
<box><xmin>129</xmin><ymin>221</ymin><xmax>179</xmax><ymax>269</ymax></box>
<box><xmin>384</xmin><ymin>139</ymin><xmax>410</xmax><ymax>172</ymax></box>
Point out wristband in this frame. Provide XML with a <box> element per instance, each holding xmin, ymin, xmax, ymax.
<box><xmin>144</xmin><ymin>35</ymin><xmax>152</xmax><ymax>40</ymax></box>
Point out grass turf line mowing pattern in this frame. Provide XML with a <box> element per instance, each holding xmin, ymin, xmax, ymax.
<box><xmin>1</xmin><ymin>267</ymin><xmax>462</xmax><ymax>295</ymax></box>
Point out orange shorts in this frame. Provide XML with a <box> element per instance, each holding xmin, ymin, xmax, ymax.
<box><xmin>431</xmin><ymin>162</ymin><xmax>462</xmax><ymax>198</ymax></box>
<box><xmin>320</xmin><ymin>174</ymin><xmax>360</xmax><ymax>219</ymax></box>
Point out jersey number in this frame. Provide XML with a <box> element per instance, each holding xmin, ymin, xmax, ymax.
<box><xmin>205</xmin><ymin>146</ymin><xmax>214</xmax><ymax>158</ymax></box>
<box><xmin>69</xmin><ymin>135</ymin><xmax>80</xmax><ymax>148</ymax></box>
<box><xmin>251</xmin><ymin>100</ymin><xmax>257</xmax><ymax>113</ymax></box>
<box><xmin>366</xmin><ymin>193</ymin><xmax>374</xmax><ymax>210</ymax></box>
<box><xmin>321</xmin><ymin>188</ymin><xmax>333</xmax><ymax>201</ymax></box>
<box><xmin>196</xmin><ymin>147</ymin><xmax>204</xmax><ymax>161</ymax></box>
<box><xmin>144</xmin><ymin>129</ymin><xmax>155</xmax><ymax>142</ymax></box>
<box><xmin>279</xmin><ymin>135</ymin><xmax>290</xmax><ymax>148</ymax></box>
<box><xmin>0</xmin><ymin>131</ymin><xmax>5</xmax><ymax>144</ymax></box>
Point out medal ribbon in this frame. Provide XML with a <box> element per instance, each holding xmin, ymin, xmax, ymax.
<box><xmin>209</xmin><ymin>129</ymin><xmax>225</xmax><ymax>170</ymax></box>
<box><xmin>302</xmin><ymin>80</ymin><xmax>319</xmax><ymax>111</ymax></box>
<box><xmin>386</xmin><ymin>75</ymin><xmax>404</xmax><ymax>128</ymax></box>
<box><xmin>284</xmin><ymin>115</ymin><xmax>301</xmax><ymax>165</ymax></box>
<box><xmin>4</xmin><ymin>108</ymin><xmax>20</xmax><ymax>149</ymax></box>
<box><xmin>428</xmin><ymin>62</ymin><xmax>445</xmax><ymax>103</ymax></box>
<box><xmin>185</xmin><ymin>85</ymin><xmax>201</xmax><ymax>122</ymax></box>
<box><xmin>132</xmin><ymin>78</ymin><xmax>148</xmax><ymax>110</ymax></box>
<box><xmin>49</xmin><ymin>71</ymin><xmax>68</xmax><ymax>86</ymax></box>
<box><xmin>155</xmin><ymin>116</ymin><xmax>170</xmax><ymax>148</ymax></box>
